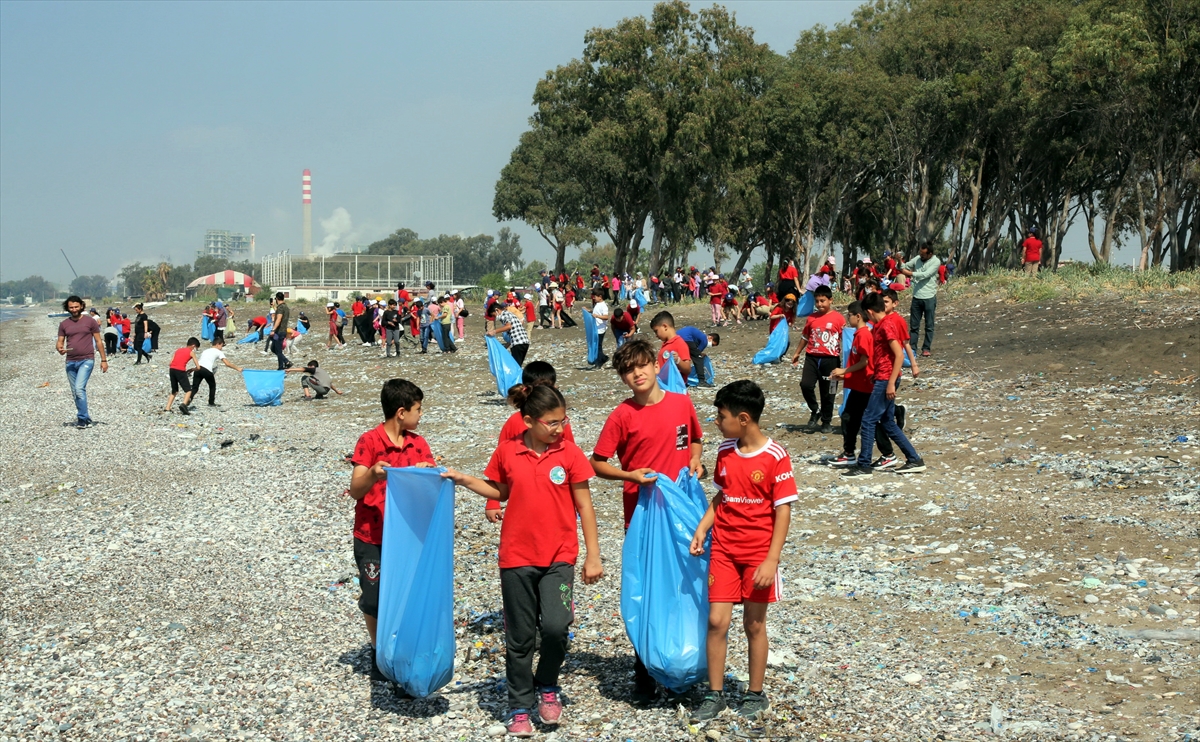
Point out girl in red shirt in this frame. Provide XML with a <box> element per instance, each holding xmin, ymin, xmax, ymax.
<box><xmin>443</xmin><ymin>385</ymin><xmax>602</xmax><ymax>736</ymax></box>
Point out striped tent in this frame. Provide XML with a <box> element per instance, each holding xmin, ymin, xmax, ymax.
<box><xmin>187</xmin><ymin>271</ymin><xmax>261</xmax><ymax>291</ymax></box>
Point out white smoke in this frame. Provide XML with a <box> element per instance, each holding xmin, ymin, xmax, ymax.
<box><xmin>318</xmin><ymin>207</ymin><xmax>355</xmax><ymax>253</ymax></box>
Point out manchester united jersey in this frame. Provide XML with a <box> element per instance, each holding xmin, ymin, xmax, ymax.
<box><xmin>711</xmin><ymin>438</ymin><xmax>798</xmax><ymax>561</ymax></box>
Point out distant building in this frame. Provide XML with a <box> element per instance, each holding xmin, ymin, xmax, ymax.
<box><xmin>199</xmin><ymin>230</ymin><xmax>253</xmax><ymax>260</ymax></box>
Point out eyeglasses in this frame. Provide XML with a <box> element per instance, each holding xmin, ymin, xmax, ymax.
<box><xmin>536</xmin><ymin>416</ymin><xmax>569</xmax><ymax>430</ymax></box>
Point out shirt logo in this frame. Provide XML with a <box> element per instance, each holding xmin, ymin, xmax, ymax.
<box><xmin>549</xmin><ymin>466</ymin><xmax>566</xmax><ymax>485</ymax></box>
<box><xmin>751</xmin><ymin>470</ymin><xmax>765</xmax><ymax>483</ymax></box>
<box><xmin>675</xmin><ymin>424</ymin><xmax>688</xmax><ymax>450</ymax></box>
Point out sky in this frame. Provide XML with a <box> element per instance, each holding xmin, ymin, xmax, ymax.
<box><xmin>0</xmin><ymin>0</ymin><xmax>1105</xmax><ymax>286</ymax></box>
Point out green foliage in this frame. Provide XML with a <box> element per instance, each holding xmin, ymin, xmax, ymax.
<box><xmin>476</xmin><ymin>273</ymin><xmax>510</xmax><ymax>293</ymax></box>
<box><xmin>945</xmin><ymin>264</ymin><xmax>1200</xmax><ymax>302</ymax></box>
<box><xmin>69</xmin><ymin>275</ymin><xmax>112</xmax><ymax>299</ymax></box>
<box><xmin>366</xmin><ymin>228</ymin><xmax>524</xmax><ymax>285</ymax></box>
<box><xmin>0</xmin><ymin>274</ymin><xmax>57</xmax><ymax>302</ymax></box>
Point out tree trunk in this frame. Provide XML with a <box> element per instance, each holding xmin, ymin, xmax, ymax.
<box><xmin>648</xmin><ymin>219</ymin><xmax>665</xmax><ymax>278</ymax></box>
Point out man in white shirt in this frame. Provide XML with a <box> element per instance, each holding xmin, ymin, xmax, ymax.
<box><xmin>590</xmin><ymin>289</ymin><xmax>611</xmax><ymax>368</ymax></box>
<box><xmin>537</xmin><ymin>283</ymin><xmax>552</xmax><ymax>328</ymax></box>
<box><xmin>194</xmin><ymin>339</ymin><xmax>243</xmax><ymax>407</ymax></box>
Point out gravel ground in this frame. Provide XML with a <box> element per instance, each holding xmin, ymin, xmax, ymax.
<box><xmin>1</xmin><ymin>293</ymin><xmax>1197</xmax><ymax>742</ymax></box>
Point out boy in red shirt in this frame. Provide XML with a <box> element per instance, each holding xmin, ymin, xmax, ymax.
<box><xmin>592</xmin><ymin>338</ymin><xmax>703</xmax><ymax>701</ymax></box>
<box><xmin>690</xmin><ymin>380</ymin><xmax>795</xmax><ymax>721</ymax></box>
<box><xmin>348</xmin><ymin>378</ymin><xmax>437</xmax><ymax>681</ymax></box>
<box><xmin>1021</xmin><ymin>226</ymin><xmax>1043</xmax><ymax>275</ymax></box>
<box><xmin>843</xmin><ymin>293</ymin><xmax>926</xmax><ymax>477</ymax></box>
<box><xmin>650</xmin><ymin>310</ymin><xmax>692</xmax><ymax>380</ymax></box>
<box><xmin>829</xmin><ymin>301</ymin><xmax>874</xmax><ymax>466</ymax></box>
<box><xmin>164</xmin><ymin>337</ymin><xmax>200</xmax><ymax>414</ymax></box>
<box><xmin>790</xmin><ymin>285</ymin><xmax>845</xmax><ymax>433</ymax></box>
<box><xmin>523</xmin><ymin>293</ymin><xmax>537</xmax><ymax>336</ymax></box>
<box><xmin>768</xmin><ymin>294</ymin><xmax>796</xmax><ymax>333</ymax></box>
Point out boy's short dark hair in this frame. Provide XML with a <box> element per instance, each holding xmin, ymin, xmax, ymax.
<box><xmin>613</xmin><ymin>308</ymin><xmax>625</xmax><ymax>319</ymax></box>
<box><xmin>813</xmin><ymin>285</ymin><xmax>833</xmax><ymax>299</ymax></box>
<box><xmin>709</xmin><ymin>333</ymin><xmax>720</xmax><ymax>347</ymax></box>
<box><xmin>847</xmin><ymin>301</ymin><xmax>864</xmax><ymax>318</ymax></box>
<box><xmin>882</xmin><ymin>288</ymin><xmax>899</xmax><ymax>302</ymax></box>
<box><xmin>212</xmin><ymin>338</ymin><xmax>225</xmax><ymax>346</ymax></box>
<box><xmin>307</xmin><ymin>359</ymin><xmax>319</xmax><ymax>369</ymax></box>
<box><xmin>591</xmin><ymin>289</ymin><xmax>603</xmax><ymax>298</ymax></box>
<box><xmin>521</xmin><ymin>360</ymin><xmax>557</xmax><ymax>387</ymax></box>
<box><xmin>714</xmin><ymin>380</ymin><xmax>766</xmax><ymax>423</ymax></box>
<box><xmin>186</xmin><ymin>337</ymin><xmax>201</xmax><ymax>347</ymax></box>
<box><xmin>650</xmin><ymin>311</ymin><xmax>675</xmax><ymax>329</ymax></box>
<box><xmin>861</xmin><ymin>293</ymin><xmax>885</xmax><ymax>313</ymax></box>
<box><xmin>381</xmin><ymin>378</ymin><xmax>423</xmax><ymax>420</ymax></box>
<box><xmin>613</xmin><ymin>338</ymin><xmax>657</xmax><ymax>375</ymax></box>
<box><xmin>275</xmin><ymin>291</ymin><xmax>285</xmax><ymax>301</ymax></box>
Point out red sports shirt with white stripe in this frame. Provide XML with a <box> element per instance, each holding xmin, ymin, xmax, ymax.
<box><xmin>711</xmin><ymin>438</ymin><xmax>798</xmax><ymax>562</ymax></box>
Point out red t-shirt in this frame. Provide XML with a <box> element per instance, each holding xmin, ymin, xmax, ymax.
<box><xmin>708</xmin><ymin>281</ymin><xmax>726</xmax><ymax>305</ymax></box>
<box><xmin>802</xmin><ymin>311</ymin><xmax>846</xmax><ymax>357</ymax></box>
<box><xmin>768</xmin><ymin>306</ymin><xmax>794</xmax><ymax>333</ymax></box>
<box><xmin>487</xmin><ymin>413</ymin><xmax>578</xmax><ymax>512</ymax></box>
<box><xmin>657</xmin><ymin>335</ymin><xmax>691</xmax><ymax>368</ymax></box>
<box><xmin>169</xmin><ymin>347</ymin><xmax>194</xmax><ymax>371</ymax></box>
<box><xmin>523</xmin><ymin>300</ymin><xmax>536</xmax><ymax>322</ymax></box>
<box><xmin>594</xmin><ymin>392</ymin><xmax>704</xmax><ymax>526</ymax></box>
<box><xmin>611</xmin><ymin>313</ymin><xmax>635</xmax><ymax>333</ymax></box>
<box><xmin>485</xmin><ymin>438</ymin><xmax>594</xmax><ymax>568</ymax></box>
<box><xmin>872</xmin><ymin>313</ymin><xmax>910</xmax><ymax>381</ymax></box>
<box><xmin>350</xmin><ymin>426</ymin><xmax>436</xmax><ymax>545</ymax></box>
<box><xmin>883</xmin><ymin>257</ymin><xmax>897</xmax><ymax>278</ymax></box>
<box><xmin>1022</xmin><ymin>236</ymin><xmax>1043</xmax><ymax>264</ymax></box>
<box><xmin>778</xmin><ymin>265</ymin><xmax>798</xmax><ymax>283</ymax></box>
<box><xmin>844</xmin><ymin>326</ymin><xmax>874</xmax><ymax>393</ymax></box>
<box><xmin>251</xmin><ymin>316</ymin><xmax>268</xmax><ymax>327</ymax></box>
<box><xmin>712</xmin><ymin>438</ymin><xmax>798</xmax><ymax>562</ymax></box>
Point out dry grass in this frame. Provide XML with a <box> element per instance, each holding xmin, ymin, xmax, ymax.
<box><xmin>943</xmin><ymin>264</ymin><xmax>1200</xmax><ymax>303</ymax></box>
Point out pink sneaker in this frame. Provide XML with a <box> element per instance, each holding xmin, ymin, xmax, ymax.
<box><xmin>538</xmin><ymin>689</ymin><xmax>563</xmax><ymax>725</ymax></box>
<box><xmin>506</xmin><ymin>712</ymin><xmax>534</xmax><ymax>738</ymax></box>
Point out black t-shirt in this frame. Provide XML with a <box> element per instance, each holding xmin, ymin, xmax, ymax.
<box><xmin>381</xmin><ymin>309</ymin><xmax>399</xmax><ymax>329</ymax></box>
<box><xmin>134</xmin><ymin>313</ymin><xmax>149</xmax><ymax>336</ymax></box>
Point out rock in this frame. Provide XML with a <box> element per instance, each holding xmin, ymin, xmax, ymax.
<box><xmin>1084</xmin><ymin>594</ymin><xmax>1100</xmax><ymax>604</ymax></box>
<box><xmin>902</xmin><ymin>672</ymin><xmax>923</xmax><ymax>684</ymax></box>
<box><xmin>487</xmin><ymin>723</ymin><xmax>507</xmax><ymax>737</ymax></box>
<box><xmin>1148</xmin><ymin>604</ymin><xmax>1167</xmax><ymax>615</ymax></box>
<box><xmin>706</xmin><ymin>730</ymin><xmax>722</xmax><ymax>741</ymax></box>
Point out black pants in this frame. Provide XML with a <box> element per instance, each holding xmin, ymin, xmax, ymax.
<box><xmin>685</xmin><ymin>340</ymin><xmax>708</xmax><ymax>384</ymax></box>
<box><xmin>335</xmin><ymin>323</ymin><xmax>345</xmax><ymax>344</ymax></box>
<box><xmin>438</xmin><ymin>323</ymin><xmax>457</xmax><ymax>352</ymax></box>
<box><xmin>134</xmin><ymin>334</ymin><xmax>151</xmax><ymax>364</ymax></box>
<box><xmin>192</xmin><ymin>366</ymin><xmax>217</xmax><ymax>405</ymax></box>
<box><xmin>150</xmin><ymin>329</ymin><xmax>160</xmax><ymax>351</ymax></box>
<box><xmin>801</xmin><ymin>355</ymin><xmax>840</xmax><ymax>423</ymax></box>
<box><xmin>840</xmin><ymin>389</ymin><xmax>870</xmax><ymax>456</ymax></box>
<box><xmin>104</xmin><ymin>334</ymin><xmax>118</xmax><ymax>355</ymax></box>
<box><xmin>510</xmin><ymin>342</ymin><xmax>529</xmax><ymax>366</ymax></box>
<box><xmin>539</xmin><ymin>305</ymin><xmax>552</xmax><ymax>327</ymax></box>
<box><xmin>213</xmin><ymin>327</ymin><xmax>225</xmax><ymax>345</ymax></box>
<box><xmin>560</xmin><ymin>311</ymin><xmax>577</xmax><ymax>328</ymax></box>
<box><xmin>271</xmin><ymin>332</ymin><xmax>289</xmax><ymax>370</ymax></box>
<box><xmin>595</xmin><ymin>331</ymin><xmax>609</xmax><ymax>366</ymax></box>
<box><xmin>500</xmin><ymin>562</ymin><xmax>574</xmax><ymax>710</ymax></box>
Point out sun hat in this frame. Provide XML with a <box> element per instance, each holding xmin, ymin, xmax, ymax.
<box><xmin>487</xmin><ymin>289</ymin><xmax>494</xmax><ymax>296</ymax></box>
<box><xmin>326</xmin><ymin>302</ymin><xmax>334</xmax><ymax>307</ymax></box>
<box><xmin>784</xmin><ymin>293</ymin><xmax>797</xmax><ymax>301</ymax></box>
<box><xmin>523</xmin><ymin>293</ymin><xmax>532</xmax><ymax>300</ymax></box>
<box><xmin>863</xmin><ymin>257</ymin><xmax>873</xmax><ymax>263</ymax></box>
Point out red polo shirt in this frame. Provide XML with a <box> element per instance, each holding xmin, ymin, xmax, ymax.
<box><xmin>484</xmin><ymin>438</ymin><xmax>594</xmax><ymax>568</ymax></box>
<box><xmin>351</xmin><ymin>426</ymin><xmax>436</xmax><ymax>544</ymax></box>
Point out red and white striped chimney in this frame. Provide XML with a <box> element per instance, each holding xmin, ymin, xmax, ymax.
<box><xmin>302</xmin><ymin>169</ymin><xmax>312</xmax><ymax>255</ymax></box>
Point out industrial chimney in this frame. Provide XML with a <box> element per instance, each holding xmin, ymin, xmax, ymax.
<box><xmin>249</xmin><ymin>234</ymin><xmax>256</xmax><ymax>260</ymax></box>
<box><xmin>302</xmin><ymin>169</ymin><xmax>312</xmax><ymax>255</ymax></box>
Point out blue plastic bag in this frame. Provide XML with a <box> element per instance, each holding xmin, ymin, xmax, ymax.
<box><xmin>236</xmin><ymin>331</ymin><xmax>261</xmax><ymax>345</ymax></box>
<box><xmin>201</xmin><ymin>316</ymin><xmax>215</xmax><ymax>341</ymax></box>
<box><xmin>142</xmin><ymin>338</ymin><xmax>152</xmax><ymax>353</ymax></box>
<box><xmin>242</xmin><ymin>369</ymin><xmax>285</xmax><ymax>406</ymax></box>
<box><xmin>581</xmin><ymin>309</ymin><xmax>600</xmax><ymax>365</ymax></box>
<box><xmin>839</xmin><ymin>326</ymin><xmax>855</xmax><ymax>415</ymax></box>
<box><xmin>752</xmin><ymin>319</ymin><xmax>790</xmax><ymax>365</ymax></box>
<box><xmin>295</xmin><ymin>321</ymin><xmax>308</xmax><ymax>335</ymax></box>
<box><xmin>376</xmin><ymin>467</ymin><xmax>456</xmax><ymax>698</ymax></box>
<box><xmin>686</xmin><ymin>355</ymin><xmax>715</xmax><ymax>388</ymax></box>
<box><xmin>622</xmin><ymin>468</ymin><xmax>710</xmax><ymax>692</ymax></box>
<box><xmin>485</xmin><ymin>336</ymin><xmax>523</xmax><ymax>397</ymax></box>
<box><xmin>795</xmin><ymin>290</ymin><xmax>815</xmax><ymax>317</ymax></box>
<box><xmin>658</xmin><ymin>353</ymin><xmax>688</xmax><ymax>394</ymax></box>
<box><xmin>633</xmin><ymin>288</ymin><xmax>649</xmax><ymax>308</ymax></box>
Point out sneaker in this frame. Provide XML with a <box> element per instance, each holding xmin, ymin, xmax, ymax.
<box><xmin>804</xmin><ymin>412</ymin><xmax>819</xmax><ymax>430</ymax></box>
<box><xmin>895</xmin><ymin>405</ymin><xmax>907</xmax><ymax>430</ymax></box>
<box><xmin>75</xmin><ymin>419</ymin><xmax>91</xmax><ymax>429</ymax></box>
<box><xmin>366</xmin><ymin>645</ymin><xmax>388</xmax><ymax>682</ymax></box>
<box><xmin>631</xmin><ymin>676</ymin><xmax>659</xmax><ymax>705</ymax></box>
<box><xmin>738</xmin><ymin>690</ymin><xmax>770</xmax><ymax>719</ymax></box>
<box><xmin>505</xmin><ymin>711</ymin><xmax>534</xmax><ymax>738</ymax></box>
<box><xmin>871</xmin><ymin>455</ymin><xmax>899</xmax><ymax>470</ymax></box>
<box><xmin>828</xmin><ymin>453</ymin><xmax>857</xmax><ymax>468</ymax></box>
<box><xmin>692</xmin><ymin>690</ymin><xmax>727</xmax><ymax>721</ymax></box>
<box><xmin>893</xmin><ymin>458</ymin><xmax>927</xmax><ymax>474</ymax></box>
<box><xmin>819</xmin><ymin>422</ymin><xmax>832</xmax><ymax>434</ymax></box>
<box><xmin>841</xmin><ymin>465</ymin><xmax>873</xmax><ymax>478</ymax></box>
<box><xmin>920</xmin><ymin>349</ymin><xmax>931</xmax><ymax>357</ymax></box>
<box><xmin>537</xmin><ymin>688</ymin><xmax>563</xmax><ymax>725</ymax></box>
<box><xmin>208</xmin><ymin>402</ymin><xmax>220</xmax><ymax>407</ymax></box>
<box><xmin>179</xmin><ymin>404</ymin><xmax>190</xmax><ymax>416</ymax></box>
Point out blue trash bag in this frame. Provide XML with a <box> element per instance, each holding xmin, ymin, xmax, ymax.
<box><xmin>581</xmin><ymin>309</ymin><xmax>600</xmax><ymax>365</ymax></box>
<box><xmin>839</xmin><ymin>326</ymin><xmax>856</xmax><ymax>415</ymax></box>
<box><xmin>686</xmin><ymin>355</ymin><xmax>715</xmax><ymax>388</ymax></box>
<box><xmin>634</xmin><ymin>288</ymin><xmax>649</xmax><ymax>308</ymax></box>
<box><xmin>142</xmin><ymin>338</ymin><xmax>152</xmax><ymax>353</ymax></box>
<box><xmin>795</xmin><ymin>290</ymin><xmax>815</xmax><ymax>317</ymax></box>
<box><xmin>622</xmin><ymin>468</ymin><xmax>711</xmax><ymax>693</ymax></box>
<box><xmin>376</xmin><ymin>467</ymin><xmax>456</xmax><ymax>698</ymax></box>
<box><xmin>296</xmin><ymin>322</ymin><xmax>308</xmax><ymax>335</ymax></box>
<box><xmin>201</xmin><ymin>316</ymin><xmax>215</xmax><ymax>341</ymax></box>
<box><xmin>752</xmin><ymin>319</ymin><xmax>790</xmax><ymax>365</ymax></box>
<box><xmin>657</xmin><ymin>353</ymin><xmax>688</xmax><ymax>394</ymax></box>
<box><xmin>236</xmin><ymin>331</ymin><xmax>261</xmax><ymax>345</ymax></box>
<box><xmin>485</xmin><ymin>336</ymin><xmax>523</xmax><ymax>397</ymax></box>
<box><xmin>242</xmin><ymin>369</ymin><xmax>285</xmax><ymax>406</ymax></box>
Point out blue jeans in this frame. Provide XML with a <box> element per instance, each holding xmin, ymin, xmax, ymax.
<box><xmin>909</xmin><ymin>296</ymin><xmax>937</xmax><ymax>352</ymax></box>
<box><xmin>65</xmin><ymin>359</ymin><xmax>95</xmax><ymax>423</ymax></box>
<box><xmin>856</xmin><ymin>379</ymin><xmax>919</xmax><ymax>468</ymax></box>
<box><xmin>271</xmin><ymin>332</ymin><xmax>289</xmax><ymax>370</ymax></box>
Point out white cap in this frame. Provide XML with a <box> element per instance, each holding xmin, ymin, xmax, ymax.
<box><xmin>487</xmin><ymin>289</ymin><xmax>495</xmax><ymax>296</ymax></box>
<box><xmin>863</xmin><ymin>257</ymin><xmax>873</xmax><ymax>263</ymax></box>
<box><xmin>534</xmin><ymin>283</ymin><xmax>541</xmax><ymax>290</ymax></box>
<box><xmin>523</xmin><ymin>293</ymin><xmax>532</xmax><ymax>300</ymax></box>
<box><xmin>326</xmin><ymin>302</ymin><xmax>334</xmax><ymax>307</ymax></box>
<box><xmin>826</xmin><ymin>256</ymin><xmax>836</xmax><ymax>265</ymax></box>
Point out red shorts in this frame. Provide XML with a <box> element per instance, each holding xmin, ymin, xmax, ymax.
<box><xmin>708</xmin><ymin>548</ymin><xmax>780</xmax><ymax>604</ymax></box>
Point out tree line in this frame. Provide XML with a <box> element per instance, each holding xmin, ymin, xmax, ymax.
<box><xmin>493</xmin><ymin>0</ymin><xmax>1199</xmax><ymax>280</ymax></box>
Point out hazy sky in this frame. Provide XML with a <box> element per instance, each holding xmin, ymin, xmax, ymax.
<box><xmin>0</xmin><ymin>1</ymin><xmax>1104</xmax><ymax>285</ymax></box>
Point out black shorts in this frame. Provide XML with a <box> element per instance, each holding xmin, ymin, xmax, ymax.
<box><xmin>353</xmin><ymin>538</ymin><xmax>382</xmax><ymax>617</ymax></box>
<box><xmin>169</xmin><ymin>368</ymin><xmax>192</xmax><ymax>394</ymax></box>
